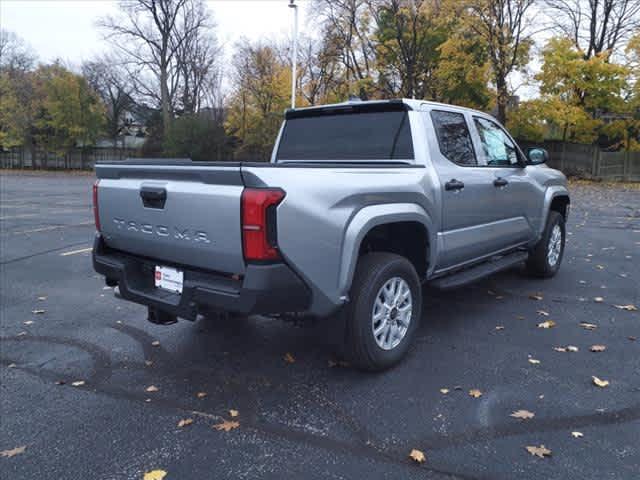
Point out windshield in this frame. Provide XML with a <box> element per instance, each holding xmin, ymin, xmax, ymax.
<box><xmin>276</xmin><ymin>111</ymin><xmax>414</xmax><ymax>162</ymax></box>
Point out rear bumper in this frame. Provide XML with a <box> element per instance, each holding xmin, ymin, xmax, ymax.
<box><xmin>92</xmin><ymin>235</ymin><xmax>310</xmax><ymax>320</ymax></box>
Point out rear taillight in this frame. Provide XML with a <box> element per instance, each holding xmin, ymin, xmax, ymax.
<box><xmin>93</xmin><ymin>180</ymin><xmax>101</xmax><ymax>232</ymax></box>
<box><xmin>241</xmin><ymin>188</ymin><xmax>285</xmax><ymax>262</ymax></box>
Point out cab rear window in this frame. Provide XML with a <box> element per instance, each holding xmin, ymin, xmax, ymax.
<box><xmin>276</xmin><ymin>111</ymin><xmax>414</xmax><ymax>161</ymax></box>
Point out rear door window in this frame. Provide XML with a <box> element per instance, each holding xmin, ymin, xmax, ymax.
<box><xmin>276</xmin><ymin>111</ymin><xmax>414</xmax><ymax>161</ymax></box>
<box><xmin>430</xmin><ymin>110</ymin><xmax>477</xmax><ymax>166</ymax></box>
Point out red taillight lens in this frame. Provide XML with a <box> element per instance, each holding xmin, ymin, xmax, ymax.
<box><xmin>93</xmin><ymin>180</ymin><xmax>101</xmax><ymax>232</ymax></box>
<box><xmin>241</xmin><ymin>188</ymin><xmax>285</xmax><ymax>261</ymax></box>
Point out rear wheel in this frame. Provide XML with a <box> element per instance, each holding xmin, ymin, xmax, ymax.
<box><xmin>344</xmin><ymin>252</ymin><xmax>421</xmax><ymax>371</ymax></box>
<box><xmin>526</xmin><ymin>211</ymin><xmax>565</xmax><ymax>278</ymax></box>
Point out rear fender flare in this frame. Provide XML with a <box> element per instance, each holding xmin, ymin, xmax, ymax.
<box><xmin>338</xmin><ymin>203</ymin><xmax>435</xmax><ymax>299</ymax></box>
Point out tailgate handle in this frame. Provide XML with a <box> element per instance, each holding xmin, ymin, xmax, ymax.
<box><xmin>140</xmin><ymin>186</ymin><xmax>167</xmax><ymax>209</ymax></box>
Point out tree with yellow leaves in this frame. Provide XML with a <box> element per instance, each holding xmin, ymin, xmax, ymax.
<box><xmin>225</xmin><ymin>41</ymin><xmax>291</xmax><ymax>160</ymax></box>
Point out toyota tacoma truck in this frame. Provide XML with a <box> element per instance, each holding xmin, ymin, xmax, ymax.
<box><xmin>93</xmin><ymin>99</ymin><xmax>570</xmax><ymax>371</ymax></box>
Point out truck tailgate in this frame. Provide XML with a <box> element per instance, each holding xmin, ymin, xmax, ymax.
<box><xmin>95</xmin><ymin>162</ymin><xmax>246</xmax><ymax>275</ymax></box>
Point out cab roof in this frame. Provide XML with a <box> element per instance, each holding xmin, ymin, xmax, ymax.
<box><xmin>285</xmin><ymin>98</ymin><xmax>485</xmax><ymax>119</ymax></box>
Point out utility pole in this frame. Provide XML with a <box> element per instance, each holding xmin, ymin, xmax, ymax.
<box><xmin>289</xmin><ymin>0</ymin><xmax>298</xmax><ymax>109</ymax></box>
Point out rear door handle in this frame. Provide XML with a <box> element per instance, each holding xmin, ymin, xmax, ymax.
<box><xmin>445</xmin><ymin>179</ymin><xmax>465</xmax><ymax>191</ymax></box>
<box><xmin>493</xmin><ymin>177</ymin><xmax>508</xmax><ymax>188</ymax></box>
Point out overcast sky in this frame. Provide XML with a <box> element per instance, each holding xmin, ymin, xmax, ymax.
<box><xmin>0</xmin><ymin>0</ymin><xmax>309</xmax><ymax>67</ymax></box>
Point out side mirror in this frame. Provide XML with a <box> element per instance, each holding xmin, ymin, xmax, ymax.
<box><xmin>527</xmin><ymin>148</ymin><xmax>549</xmax><ymax>165</ymax></box>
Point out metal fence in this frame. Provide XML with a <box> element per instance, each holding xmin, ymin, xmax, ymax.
<box><xmin>0</xmin><ymin>147</ymin><xmax>140</xmax><ymax>170</ymax></box>
<box><xmin>2</xmin><ymin>143</ymin><xmax>639</xmax><ymax>181</ymax></box>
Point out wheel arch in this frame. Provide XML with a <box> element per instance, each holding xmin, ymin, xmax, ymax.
<box><xmin>338</xmin><ymin>203</ymin><xmax>435</xmax><ymax>299</ymax></box>
<box><xmin>538</xmin><ymin>187</ymin><xmax>570</xmax><ymax>238</ymax></box>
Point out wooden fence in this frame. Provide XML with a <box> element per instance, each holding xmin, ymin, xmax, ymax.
<box><xmin>519</xmin><ymin>140</ymin><xmax>640</xmax><ymax>181</ymax></box>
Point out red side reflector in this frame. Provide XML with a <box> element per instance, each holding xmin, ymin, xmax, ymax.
<box><xmin>241</xmin><ymin>188</ymin><xmax>285</xmax><ymax>261</ymax></box>
<box><xmin>93</xmin><ymin>180</ymin><xmax>101</xmax><ymax>232</ymax></box>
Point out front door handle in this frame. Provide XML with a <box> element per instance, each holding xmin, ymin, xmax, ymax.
<box><xmin>445</xmin><ymin>179</ymin><xmax>465</xmax><ymax>191</ymax></box>
<box><xmin>493</xmin><ymin>177</ymin><xmax>508</xmax><ymax>188</ymax></box>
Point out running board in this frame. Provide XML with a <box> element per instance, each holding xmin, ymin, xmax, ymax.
<box><xmin>430</xmin><ymin>251</ymin><xmax>528</xmax><ymax>290</ymax></box>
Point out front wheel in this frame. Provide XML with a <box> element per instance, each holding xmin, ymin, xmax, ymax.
<box><xmin>344</xmin><ymin>252</ymin><xmax>422</xmax><ymax>371</ymax></box>
<box><xmin>526</xmin><ymin>211</ymin><xmax>565</xmax><ymax>278</ymax></box>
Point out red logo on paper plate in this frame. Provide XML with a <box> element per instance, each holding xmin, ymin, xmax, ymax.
<box><xmin>155</xmin><ymin>271</ymin><xmax>162</xmax><ymax>281</ymax></box>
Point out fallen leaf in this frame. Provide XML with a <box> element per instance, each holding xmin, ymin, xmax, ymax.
<box><xmin>594</xmin><ymin>297</ymin><xmax>604</xmax><ymax>303</ymax></box>
<box><xmin>144</xmin><ymin>360</ymin><xmax>153</xmax><ymax>366</ymax></box>
<box><xmin>529</xmin><ymin>293</ymin><xmax>543</xmax><ymax>301</ymax></box>
<box><xmin>592</xmin><ymin>376</ymin><xmax>609</xmax><ymax>388</ymax></box>
<box><xmin>596</xmin><ymin>265</ymin><xmax>605</xmax><ymax>270</ymax></box>
<box><xmin>213</xmin><ymin>419</ymin><xmax>239</xmax><ymax>432</ymax></box>
<box><xmin>37</xmin><ymin>296</ymin><xmax>47</xmax><ymax>301</ymax></box>
<box><xmin>614</xmin><ymin>304</ymin><xmax>638</xmax><ymax>311</ymax></box>
<box><xmin>439</xmin><ymin>388</ymin><xmax>449</xmax><ymax>394</ymax></box>
<box><xmin>71</xmin><ymin>380</ymin><xmax>85</xmax><ymax>387</ymax></box>
<box><xmin>17</xmin><ymin>331</ymin><xmax>27</xmax><ymax>337</ymax></box>
<box><xmin>553</xmin><ymin>346</ymin><xmax>567</xmax><ymax>352</ymax></box>
<box><xmin>528</xmin><ymin>358</ymin><xmax>541</xmax><ymax>365</ymax></box>
<box><xmin>7</xmin><ymin>363</ymin><xmax>16</xmax><ymax>368</ymax></box>
<box><xmin>0</xmin><ymin>445</ymin><xmax>26</xmax><ymax>458</ymax></box>
<box><xmin>55</xmin><ymin>380</ymin><xmax>65</xmax><ymax>385</ymax></box>
<box><xmin>31</xmin><ymin>309</ymin><xmax>45</xmax><ymax>315</ymax></box>
<box><xmin>567</xmin><ymin>345</ymin><xmax>579</xmax><ymax>352</ymax></box>
<box><xmin>23</xmin><ymin>321</ymin><xmax>34</xmax><ymax>326</ymax></box>
<box><xmin>284</xmin><ymin>352</ymin><xmax>295</xmax><ymax>364</ymax></box>
<box><xmin>229</xmin><ymin>409</ymin><xmax>239</xmax><ymax>418</ymax></box>
<box><xmin>495</xmin><ymin>325</ymin><xmax>505</xmax><ymax>330</ymax></box>
<box><xmin>409</xmin><ymin>449</ymin><xmax>426</xmax><ymax>463</ymax></box>
<box><xmin>143</xmin><ymin>470</ymin><xmax>167</xmax><ymax>480</ymax></box>
<box><xmin>579</xmin><ymin>322</ymin><xmax>598</xmax><ymax>330</ymax></box>
<box><xmin>536</xmin><ymin>310</ymin><xmax>549</xmax><ymax>316</ymax></box>
<box><xmin>196</xmin><ymin>392</ymin><xmax>207</xmax><ymax>399</ymax></box>
<box><xmin>571</xmin><ymin>431</ymin><xmax>583</xmax><ymax>438</ymax></box>
<box><xmin>537</xmin><ymin>320</ymin><xmax>556</xmax><ymax>329</ymax></box>
<box><xmin>510</xmin><ymin>410</ymin><xmax>535</xmax><ymax>419</ymax></box>
<box><xmin>177</xmin><ymin>418</ymin><xmax>193</xmax><ymax>428</ymax></box>
<box><xmin>151</xmin><ymin>340</ymin><xmax>160</xmax><ymax>347</ymax></box>
<box><xmin>590</xmin><ymin>344</ymin><xmax>606</xmax><ymax>352</ymax></box>
<box><xmin>525</xmin><ymin>445</ymin><xmax>552</xmax><ymax>458</ymax></box>
<box><xmin>145</xmin><ymin>385</ymin><xmax>159</xmax><ymax>392</ymax></box>
<box><xmin>469</xmin><ymin>389</ymin><xmax>482</xmax><ymax>398</ymax></box>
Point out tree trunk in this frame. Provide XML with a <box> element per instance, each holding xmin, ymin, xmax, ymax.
<box><xmin>496</xmin><ymin>75</ymin><xmax>507</xmax><ymax>124</ymax></box>
<box><xmin>160</xmin><ymin>65</ymin><xmax>171</xmax><ymax>135</ymax></box>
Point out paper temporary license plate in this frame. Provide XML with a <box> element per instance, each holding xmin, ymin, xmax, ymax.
<box><xmin>154</xmin><ymin>265</ymin><xmax>184</xmax><ymax>294</ymax></box>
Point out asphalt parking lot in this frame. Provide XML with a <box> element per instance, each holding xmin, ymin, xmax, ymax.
<box><xmin>1</xmin><ymin>172</ymin><xmax>639</xmax><ymax>480</ymax></box>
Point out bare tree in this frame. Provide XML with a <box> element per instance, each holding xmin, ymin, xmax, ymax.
<box><xmin>82</xmin><ymin>55</ymin><xmax>134</xmax><ymax>147</ymax></box>
<box><xmin>464</xmin><ymin>0</ymin><xmax>535</xmax><ymax>123</ymax></box>
<box><xmin>0</xmin><ymin>29</ymin><xmax>36</xmax><ymax>74</ymax></box>
<box><xmin>298</xmin><ymin>35</ymin><xmax>342</xmax><ymax>105</ymax></box>
<box><xmin>99</xmin><ymin>0</ymin><xmax>212</xmax><ymax>133</ymax></box>
<box><xmin>546</xmin><ymin>0</ymin><xmax>640</xmax><ymax>58</ymax></box>
<box><xmin>172</xmin><ymin>0</ymin><xmax>222</xmax><ymax>114</ymax></box>
<box><xmin>313</xmin><ymin>0</ymin><xmax>377</xmax><ymax>97</ymax></box>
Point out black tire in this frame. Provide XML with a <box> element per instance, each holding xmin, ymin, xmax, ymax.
<box><xmin>344</xmin><ymin>252</ymin><xmax>422</xmax><ymax>371</ymax></box>
<box><xmin>526</xmin><ymin>211</ymin><xmax>565</xmax><ymax>278</ymax></box>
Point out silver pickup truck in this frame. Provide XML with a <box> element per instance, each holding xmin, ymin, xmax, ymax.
<box><xmin>93</xmin><ymin>99</ymin><xmax>570</xmax><ymax>371</ymax></box>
